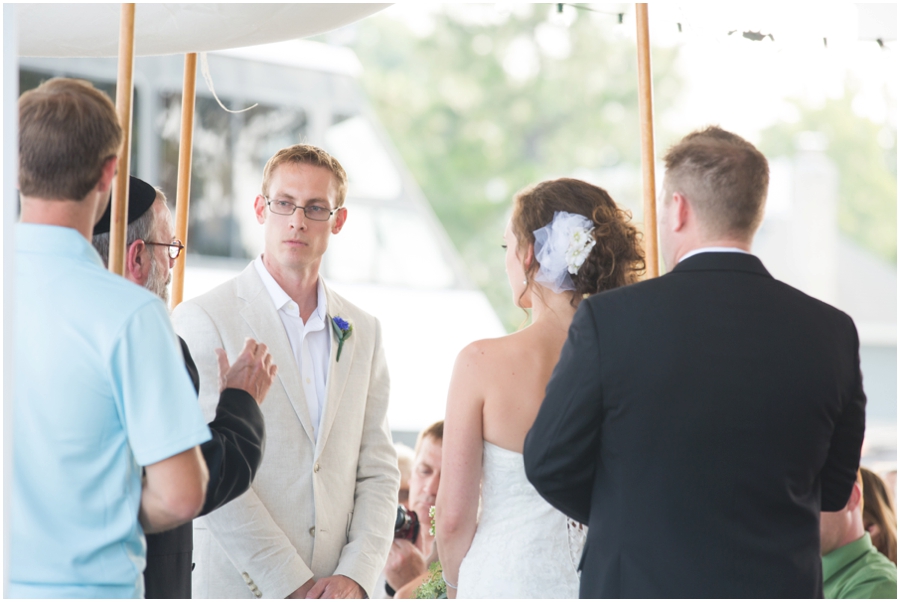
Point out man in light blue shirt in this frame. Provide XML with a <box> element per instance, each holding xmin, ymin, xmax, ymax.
<box><xmin>12</xmin><ymin>78</ymin><xmax>212</xmax><ymax>598</ymax></box>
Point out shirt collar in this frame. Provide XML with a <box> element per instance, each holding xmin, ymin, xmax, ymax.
<box><xmin>254</xmin><ymin>255</ymin><xmax>328</xmax><ymax>324</ymax></box>
<box><xmin>16</xmin><ymin>223</ymin><xmax>105</xmax><ymax>268</ymax></box>
<box><xmin>822</xmin><ymin>532</ymin><xmax>877</xmax><ymax>582</ymax></box>
<box><xmin>678</xmin><ymin>246</ymin><xmax>750</xmax><ymax>264</ymax></box>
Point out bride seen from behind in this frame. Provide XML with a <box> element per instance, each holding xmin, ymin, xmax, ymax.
<box><xmin>435</xmin><ymin>178</ymin><xmax>645</xmax><ymax>599</ymax></box>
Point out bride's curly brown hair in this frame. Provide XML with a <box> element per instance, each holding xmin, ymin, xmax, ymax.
<box><xmin>512</xmin><ymin>178</ymin><xmax>645</xmax><ymax>305</ymax></box>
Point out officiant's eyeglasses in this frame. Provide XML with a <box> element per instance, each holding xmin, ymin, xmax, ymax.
<box><xmin>145</xmin><ymin>239</ymin><xmax>185</xmax><ymax>259</ymax></box>
<box><xmin>265</xmin><ymin>197</ymin><xmax>335</xmax><ymax>221</ymax></box>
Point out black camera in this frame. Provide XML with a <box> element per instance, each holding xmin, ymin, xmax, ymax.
<box><xmin>394</xmin><ymin>505</ymin><xmax>420</xmax><ymax>542</ymax></box>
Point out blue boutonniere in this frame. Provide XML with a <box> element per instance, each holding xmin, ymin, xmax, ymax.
<box><xmin>331</xmin><ymin>316</ymin><xmax>353</xmax><ymax>362</ymax></box>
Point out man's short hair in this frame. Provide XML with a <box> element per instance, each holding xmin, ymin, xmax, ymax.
<box><xmin>261</xmin><ymin>144</ymin><xmax>348</xmax><ymax>208</ymax></box>
<box><xmin>414</xmin><ymin>420</ymin><xmax>444</xmax><ymax>456</ymax></box>
<box><xmin>663</xmin><ymin>125</ymin><xmax>769</xmax><ymax>239</ymax></box>
<box><xmin>19</xmin><ymin>78</ymin><xmax>122</xmax><ymax>201</ymax></box>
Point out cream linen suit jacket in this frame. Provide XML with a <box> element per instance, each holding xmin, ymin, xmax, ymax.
<box><xmin>172</xmin><ymin>264</ymin><xmax>399</xmax><ymax>599</ymax></box>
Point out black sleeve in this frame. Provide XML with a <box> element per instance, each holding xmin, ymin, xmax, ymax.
<box><xmin>179</xmin><ymin>336</ymin><xmax>201</xmax><ymax>394</ymax></box>
<box><xmin>523</xmin><ymin>301</ymin><xmax>604</xmax><ymax>524</ymax></box>
<box><xmin>179</xmin><ymin>336</ymin><xmax>266</xmax><ymax>517</ymax></box>
<box><xmin>199</xmin><ymin>388</ymin><xmax>266</xmax><ymax>516</ymax></box>
<box><xmin>819</xmin><ymin>315</ymin><xmax>867</xmax><ymax>512</ymax></box>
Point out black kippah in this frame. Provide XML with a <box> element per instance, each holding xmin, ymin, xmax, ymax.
<box><xmin>93</xmin><ymin>176</ymin><xmax>158</xmax><ymax>235</ymax></box>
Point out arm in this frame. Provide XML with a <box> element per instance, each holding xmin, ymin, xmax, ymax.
<box><xmin>112</xmin><ymin>298</ymin><xmax>211</xmax><ymax>531</ymax></box>
<box><xmin>820</xmin><ymin>315</ymin><xmax>867</xmax><ymax>511</ymax></box>
<box><xmin>522</xmin><ymin>301</ymin><xmax>604</xmax><ymax>524</ymax></box>
<box><xmin>435</xmin><ymin>343</ymin><xmax>485</xmax><ymax>599</ymax></box>
<box><xmin>199</xmin><ymin>389</ymin><xmax>265</xmax><ymax>516</ymax></box>
<box><xmin>394</xmin><ymin>573</ymin><xmax>431</xmax><ymax>599</ymax></box>
<box><xmin>384</xmin><ymin>539</ymin><xmax>428</xmax><ymax>592</ymax></box>
<box><xmin>173</xmin><ymin>302</ymin><xmax>313</xmax><ymax>598</ymax></box>
<box><xmin>332</xmin><ymin>319</ymin><xmax>401</xmax><ymax>597</ymax></box>
<box><xmin>140</xmin><ymin>445</ymin><xmax>208</xmax><ymax>533</ymax></box>
<box><xmin>393</xmin><ymin>542</ymin><xmax>438</xmax><ymax>599</ymax></box>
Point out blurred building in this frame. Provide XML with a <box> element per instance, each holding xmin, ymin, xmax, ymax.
<box><xmin>755</xmin><ymin>134</ymin><xmax>897</xmax><ymax>467</ymax></box>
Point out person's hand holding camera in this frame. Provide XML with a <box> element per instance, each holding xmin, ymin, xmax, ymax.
<box><xmin>384</xmin><ymin>538</ymin><xmax>427</xmax><ymax>592</ymax></box>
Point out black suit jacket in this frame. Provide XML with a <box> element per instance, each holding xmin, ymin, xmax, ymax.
<box><xmin>523</xmin><ymin>252</ymin><xmax>866</xmax><ymax>598</ymax></box>
<box><xmin>143</xmin><ymin>337</ymin><xmax>266</xmax><ymax>599</ymax></box>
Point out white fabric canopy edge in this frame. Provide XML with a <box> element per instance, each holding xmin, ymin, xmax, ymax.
<box><xmin>18</xmin><ymin>3</ymin><xmax>391</xmax><ymax>58</ymax></box>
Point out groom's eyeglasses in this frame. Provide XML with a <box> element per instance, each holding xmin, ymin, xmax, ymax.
<box><xmin>265</xmin><ymin>197</ymin><xmax>335</xmax><ymax>221</ymax></box>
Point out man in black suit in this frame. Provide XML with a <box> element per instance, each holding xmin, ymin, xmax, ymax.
<box><xmin>93</xmin><ymin>177</ymin><xmax>276</xmax><ymax>598</ymax></box>
<box><xmin>523</xmin><ymin>126</ymin><xmax>866</xmax><ymax>598</ymax></box>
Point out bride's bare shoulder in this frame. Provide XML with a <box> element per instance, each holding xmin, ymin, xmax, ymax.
<box><xmin>454</xmin><ymin>331</ymin><xmax>526</xmax><ymax>371</ymax></box>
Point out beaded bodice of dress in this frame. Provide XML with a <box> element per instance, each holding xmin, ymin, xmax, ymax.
<box><xmin>456</xmin><ymin>441</ymin><xmax>585</xmax><ymax>599</ymax></box>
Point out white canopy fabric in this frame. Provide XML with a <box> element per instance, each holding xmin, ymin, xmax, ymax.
<box><xmin>18</xmin><ymin>3</ymin><xmax>390</xmax><ymax>58</ymax></box>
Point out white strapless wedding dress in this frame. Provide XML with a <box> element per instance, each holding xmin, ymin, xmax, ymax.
<box><xmin>457</xmin><ymin>441</ymin><xmax>585</xmax><ymax>599</ymax></box>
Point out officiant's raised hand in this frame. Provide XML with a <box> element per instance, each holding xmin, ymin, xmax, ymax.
<box><xmin>216</xmin><ymin>338</ymin><xmax>277</xmax><ymax>404</ymax></box>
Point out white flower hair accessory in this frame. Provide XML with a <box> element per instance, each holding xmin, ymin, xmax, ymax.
<box><xmin>532</xmin><ymin>211</ymin><xmax>597</xmax><ymax>293</ymax></box>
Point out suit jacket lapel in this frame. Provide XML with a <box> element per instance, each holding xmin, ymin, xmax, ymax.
<box><xmin>236</xmin><ymin>264</ymin><xmax>316</xmax><ymax>444</ymax></box>
<box><xmin>316</xmin><ymin>283</ymin><xmax>355</xmax><ymax>458</ymax></box>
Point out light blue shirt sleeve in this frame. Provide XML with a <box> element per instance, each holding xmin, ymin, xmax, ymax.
<box><xmin>109</xmin><ymin>298</ymin><xmax>211</xmax><ymax>466</ymax></box>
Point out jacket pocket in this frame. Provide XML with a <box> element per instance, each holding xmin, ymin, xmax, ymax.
<box><xmin>346</xmin><ymin>511</ymin><xmax>353</xmax><ymax>540</ymax></box>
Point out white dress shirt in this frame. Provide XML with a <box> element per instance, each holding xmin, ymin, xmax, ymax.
<box><xmin>254</xmin><ymin>255</ymin><xmax>331</xmax><ymax>439</ymax></box>
<box><xmin>678</xmin><ymin>246</ymin><xmax>750</xmax><ymax>264</ymax></box>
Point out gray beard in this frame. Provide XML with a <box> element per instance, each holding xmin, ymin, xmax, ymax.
<box><xmin>146</xmin><ymin>256</ymin><xmax>171</xmax><ymax>305</ymax></box>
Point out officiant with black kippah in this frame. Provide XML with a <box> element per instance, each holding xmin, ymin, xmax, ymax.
<box><xmin>92</xmin><ymin>176</ymin><xmax>278</xmax><ymax>599</ymax></box>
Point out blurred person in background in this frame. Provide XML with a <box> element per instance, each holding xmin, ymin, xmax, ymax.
<box><xmin>92</xmin><ymin>176</ymin><xmax>275</xmax><ymax>598</ymax></box>
<box><xmin>883</xmin><ymin>471</ymin><xmax>898</xmax><ymax>507</ymax></box>
<box><xmin>381</xmin><ymin>421</ymin><xmax>443</xmax><ymax>599</ymax></box>
<box><xmin>395</xmin><ymin>443</ymin><xmax>415</xmax><ymax>509</ymax></box>
<box><xmin>821</xmin><ymin>471</ymin><xmax>897</xmax><ymax>598</ymax></box>
<box><xmin>860</xmin><ymin>467</ymin><xmax>898</xmax><ymax>565</ymax></box>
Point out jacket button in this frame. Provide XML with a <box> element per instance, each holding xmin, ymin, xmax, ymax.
<box><xmin>314</xmin><ymin>463</ymin><xmax>320</xmax><ymax>473</ymax></box>
<box><xmin>242</xmin><ymin>572</ymin><xmax>251</xmax><ymax>584</ymax></box>
<box><xmin>309</xmin><ymin>527</ymin><xmax>316</xmax><ymax>537</ymax></box>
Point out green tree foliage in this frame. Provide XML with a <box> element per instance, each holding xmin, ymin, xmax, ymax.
<box><xmin>348</xmin><ymin>5</ymin><xmax>680</xmax><ymax>330</ymax></box>
<box><xmin>759</xmin><ymin>86</ymin><xmax>897</xmax><ymax>264</ymax></box>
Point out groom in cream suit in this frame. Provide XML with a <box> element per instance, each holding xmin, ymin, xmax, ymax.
<box><xmin>173</xmin><ymin>145</ymin><xmax>399</xmax><ymax>598</ymax></box>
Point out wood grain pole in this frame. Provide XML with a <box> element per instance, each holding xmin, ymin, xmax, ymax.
<box><xmin>635</xmin><ymin>3</ymin><xmax>659</xmax><ymax>278</ymax></box>
<box><xmin>108</xmin><ymin>3</ymin><xmax>136</xmax><ymax>276</ymax></box>
<box><xmin>169</xmin><ymin>53</ymin><xmax>198</xmax><ymax>310</ymax></box>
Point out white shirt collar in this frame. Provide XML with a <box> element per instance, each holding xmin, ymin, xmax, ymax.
<box><xmin>678</xmin><ymin>246</ymin><xmax>750</xmax><ymax>264</ymax></box>
<box><xmin>254</xmin><ymin>255</ymin><xmax>327</xmax><ymax>323</ymax></box>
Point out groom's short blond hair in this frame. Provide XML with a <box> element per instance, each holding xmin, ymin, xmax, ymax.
<box><xmin>261</xmin><ymin>144</ymin><xmax>348</xmax><ymax>207</ymax></box>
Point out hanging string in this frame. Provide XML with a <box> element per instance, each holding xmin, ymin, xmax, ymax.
<box><xmin>199</xmin><ymin>52</ymin><xmax>259</xmax><ymax>114</ymax></box>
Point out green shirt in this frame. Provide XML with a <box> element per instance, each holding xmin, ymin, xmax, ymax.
<box><xmin>823</xmin><ymin>533</ymin><xmax>897</xmax><ymax>599</ymax></box>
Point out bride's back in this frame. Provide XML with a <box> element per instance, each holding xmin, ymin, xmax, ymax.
<box><xmin>478</xmin><ymin>321</ymin><xmax>570</xmax><ymax>453</ymax></box>
<box><xmin>437</xmin><ymin>178</ymin><xmax>645</xmax><ymax>599</ymax></box>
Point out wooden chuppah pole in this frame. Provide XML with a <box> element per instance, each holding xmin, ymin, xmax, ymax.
<box><xmin>635</xmin><ymin>3</ymin><xmax>659</xmax><ymax>278</ymax></box>
<box><xmin>169</xmin><ymin>52</ymin><xmax>198</xmax><ymax>310</ymax></box>
<box><xmin>108</xmin><ymin>2</ymin><xmax>136</xmax><ymax>276</ymax></box>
